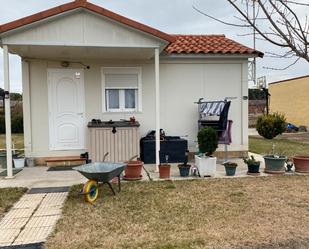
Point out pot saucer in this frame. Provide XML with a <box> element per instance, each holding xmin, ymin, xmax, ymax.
<box><xmin>123</xmin><ymin>175</ymin><xmax>143</xmax><ymax>181</ymax></box>
<box><xmin>264</xmin><ymin>170</ymin><xmax>285</xmax><ymax>174</ymax></box>
<box><xmin>247</xmin><ymin>172</ymin><xmax>260</xmax><ymax>176</ymax></box>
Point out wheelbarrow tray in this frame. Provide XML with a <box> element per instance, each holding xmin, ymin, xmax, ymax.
<box><xmin>73</xmin><ymin>162</ymin><xmax>126</xmax><ymax>183</ymax></box>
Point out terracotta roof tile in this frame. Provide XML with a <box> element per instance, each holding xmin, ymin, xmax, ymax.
<box><xmin>165</xmin><ymin>35</ymin><xmax>263</xmax><ymax>57</ymax></box>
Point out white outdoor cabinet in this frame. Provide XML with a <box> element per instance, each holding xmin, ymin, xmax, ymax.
<box><xmin>88</xmin><ymin>123</ymin><xmax>140</xmax><ymax>163</ymax></box>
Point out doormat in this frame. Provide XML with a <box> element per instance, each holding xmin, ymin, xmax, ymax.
<box><xmin>28</xmin><ymin>186</ymin><xmax>69</xmax><ymax>194</ymax></box>
<box><xmin>47</xmin><ymin>166</ymin><xmax>74</xmax><ymax>171</ymax></box>
<box><xmin>0</xmin><ymin>242</ymin><xmax>43</xmax><ymax>249</ymax></box>
<box><xmin>0</xmin><ymin>168</ymin><xmax>23</xmax><ymax>176</ymax></box>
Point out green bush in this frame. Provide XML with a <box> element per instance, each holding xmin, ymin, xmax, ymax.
<box><xmin>0</xmin><ymin>114</ymin><xmax>23</xmax><ymax>134</ymax></box>
<box><xmin>256</xmin><ymin>113</ymin><xmax>286</xmax><ymax>139</ymax></box>
<box><xmin>11</xmin><ymin>114</ymin><xmax>23</xmax><ymax>133</ymax></box>
<box><xmin>0</xmin><ymin>115</ymin><xmax>5</xmax><ymax>133</ymax></box>
<box><xmin>197</xmin><ymin>127</ymin><xmax>218</xmax><ymax>156</ymax></box>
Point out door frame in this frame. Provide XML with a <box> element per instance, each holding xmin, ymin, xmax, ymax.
<box><xmin>47</xmin><ymin>68</ymin><xmax>86</xmax><ymax>150</ymax></box>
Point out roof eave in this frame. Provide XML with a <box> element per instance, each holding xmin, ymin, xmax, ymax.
<box><xmin>162</xmin><ymin>52</ymin><xmax>263</xmax><ymax>59</ymax></box>
<box><xmin>0</xmin><ymin>0</ymin><xmax>175</xmax><ymax>43</ymax></box>
<box><xmin>269</xmin><ymin>75</ymin><xmax>309</xmax><ymax>85</ymax></box>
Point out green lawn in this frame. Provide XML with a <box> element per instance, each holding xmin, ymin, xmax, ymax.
<box><xmin>0</xmin><ymin>133</ymin><xmax>24</xmax><ymax>151</ymax></box>
<box><xmin>46</xmin><ymin>177</ymin><xmax>309</xmax><ymax>249</ymax></box>
<box><xmin>249</xmin><ymin>136</ymin><xmax>309</xmax><ymax>158</ymax></box>
<box><xmin>0</xmin><ymin>188</ymin><xmax>27</xmax><ymax>218</ymax></box>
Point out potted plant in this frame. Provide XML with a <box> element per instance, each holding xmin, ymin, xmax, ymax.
<box><xmin>195</xmin><ymin>127</ymin><xmax>218</xmax><ymax>177</ymax></box>
<box><xmin>256</xmin><ymin>113</ymin><xmax>287</xmax><ymax>174</ymax></box>
<box><xmin>243</xmin><ymin>156</ymin><xmax>261</xmax><ymax>175</ymax></box>
<box><xmin>223</xmin><ymin>162</ymin><xmax>238</xmax><ymax>176</ymax></box>
<box><xmin>178</xmin><ymin>164</ymin><xmax>191</xmax><ymax>177</ymax></box>
<box><xmin>159</xmin><ymin>155</ymin><xmax>171</xmax><ymax>179</ymax></box>
<box><xmin>178</xmin><ymin>150</ymin><xmax>191</xmax><ymax>177</ymax></box>
<box><xmin>263</xmin><ymin>145</ymin><xmax>287</xmax><ymax>174</ymax></box>
<box><xmin>124</xmin><ymin>158</ymin><xmax>144</xmax><ymax>180</ymax></box>
<box><xmin>264</xmin><ymin>155</ymin><xmax>287</xmax><ymax>174</ymax></box>
<box><xmin>293</xmin><ymin>156</ymin><xmax>309</xmax><ymax>173</ymax></box>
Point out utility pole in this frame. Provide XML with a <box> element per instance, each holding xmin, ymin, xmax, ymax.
<box><xmin>252</xmin><ymin>0</ymin><xmax>256</xmax><ymax>87</ymax></box>
<box><xmin>247</xmin><ymin>0</ymin><xmax>257</xmax><ymax>87</ymax></box>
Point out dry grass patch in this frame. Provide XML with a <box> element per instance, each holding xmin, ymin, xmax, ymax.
<box><xmin>0</xmin><ymin>133</ymin><xmax>24</xmax><ymax>150</ymax></box>
<box><xmin>46</xmin><ymin>176</ymin><xmax>309</xmax><ymax>249</ymax></box>
<box><xmin>0</xmin><ymin>187</ymin><xmax>27</xmax><ymax>218</ymax></box>
<box><xmin>249</xmin><ymin>136</ymin><xmax>309</xmax><ymax>157</ymax></box>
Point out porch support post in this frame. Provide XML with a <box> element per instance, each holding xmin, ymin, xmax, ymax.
<box><xmin>3</xmin><ymin>45</ymin><xmax>13</xmax><ymax>178</ymax></box>
<box><xmin>155</xmin><ymin>48</ymin><xmax>160</xmax><ymax>171</ymax></box>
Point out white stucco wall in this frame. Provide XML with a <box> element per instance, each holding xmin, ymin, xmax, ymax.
<box><xmin>22</xmin><ymin>58</ymin><xmax>248</xmax><ymax>158</ymax></box>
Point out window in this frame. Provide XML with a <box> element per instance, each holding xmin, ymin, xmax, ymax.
<box><xmin>102</xmin><ymin>68</ymin><xmax>142</xmax><ymax>112</ymax></box>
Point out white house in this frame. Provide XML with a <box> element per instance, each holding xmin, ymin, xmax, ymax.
<box><xmin>0</xmin><ymin>0</ymin><xmax>263</xmax><ymax>175</ymax></box>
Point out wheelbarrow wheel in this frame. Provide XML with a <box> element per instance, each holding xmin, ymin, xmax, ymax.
<box><xmin>83</xmin><ymin>180</ymin><xmax>99</xmax><ymax>204</ymax></box>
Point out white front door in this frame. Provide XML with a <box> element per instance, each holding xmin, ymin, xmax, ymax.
<box><xmin>48</xmin><ymin>69</ymin><xmax>85</xmax><ymax>150</ymax></box>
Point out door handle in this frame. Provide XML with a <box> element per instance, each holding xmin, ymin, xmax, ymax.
<box><xmin>77</xmin><ymin>113</ymin><xmax>83</xmax><ymax>115</ymax></box>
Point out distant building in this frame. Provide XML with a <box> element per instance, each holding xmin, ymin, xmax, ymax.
<box><xmin>248</xmin><ymin>99</ymin><xmax>266</xmax><ymax>127</ymax></box>
<box><xmin>269</xmin><ymin>75</ymin><xmax>309</xmax><ymax>127</ymax></box>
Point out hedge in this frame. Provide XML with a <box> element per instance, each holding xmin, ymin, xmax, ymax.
<box><xmin>0</xmin><ymin>114</ymin><xmax>23</xmax><ymax>134</ymax></box>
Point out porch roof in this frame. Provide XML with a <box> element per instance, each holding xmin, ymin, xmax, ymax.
<box><xmin>8</xmin><ymin>45</ymin><xmax>158</xmax><ymax>60</ymax></box>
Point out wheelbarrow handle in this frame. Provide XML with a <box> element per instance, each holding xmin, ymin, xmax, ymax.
<box><xmin>102</xmin><ymin>152</ymin><xmax>109</xmax><ymax>162</ymax></box>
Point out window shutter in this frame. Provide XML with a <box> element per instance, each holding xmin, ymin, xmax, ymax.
<box><xmin>105</xmin><ymin>74</ymin><xmax>138</xmax><ymax>89</ymax></box>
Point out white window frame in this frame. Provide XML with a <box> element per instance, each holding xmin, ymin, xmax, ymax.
<box><xmin>101</xmin><ymin>67</ymin><xmax>142</xmax><ymax>113</ymax></box>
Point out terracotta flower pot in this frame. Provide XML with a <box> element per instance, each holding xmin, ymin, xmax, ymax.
<box><xmin>159</xmin><ymin>164</ymin><xmax>171</xmax><ymax>179</ymax></box>
<box><xmin>293</xmin><ymin>156</ymin><xmax>309</xmax><ymax>173</ymax></box>
<box><xmin>124</xmin><ymin>160</ymin><xmax>143</xmax><ymax>179</ymax></box>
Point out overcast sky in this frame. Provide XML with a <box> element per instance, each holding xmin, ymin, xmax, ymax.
<box><xmin>0</xmin><ymin>0</ymin><xmax>308</xmax><ymax>93</ymax></box>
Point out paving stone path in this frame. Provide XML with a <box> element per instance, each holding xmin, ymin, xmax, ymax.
<box><xmin>0</xmin><ymin>189</ymin><xmax>68</xmax><ymax>247</ymax></box>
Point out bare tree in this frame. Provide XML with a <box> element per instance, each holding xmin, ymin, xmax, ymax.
<box><xmin>194</xmin><ymin>0</ymin><xmax>309</xmax><ymax>69</ymax></box>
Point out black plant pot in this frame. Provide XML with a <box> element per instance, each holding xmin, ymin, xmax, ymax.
<box><xmin>225</xmin><ymin>166</ymin><xmax>237</xmax><ymax>176</ymax></box>
<box><xmin>247</xmin><ymin>162</ymin><xmax>260</xmax><ymax>174</ymax></box>
<box><xmin>178</xmin><ymin>164</ymin><xmax>191</xmax><ymax>177</ymax></box>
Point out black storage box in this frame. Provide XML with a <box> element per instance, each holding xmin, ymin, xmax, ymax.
<box><xmin>140</xmin><ymin>136</ymin><xmax>188</xmax><ymax>164</ymax></box>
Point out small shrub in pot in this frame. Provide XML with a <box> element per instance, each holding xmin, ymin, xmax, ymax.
<box><xmin>197</xmin><ymin>127</ymin><xmax>218</xmax><ymax>156</ymax></box>
<box><xmin>243</xmin><ymin>156</ymin><xmax>261</xmax><ymax>175</ymax></box>
<box><xmin>196</xmin><ymin>127</ymin><xmax>218</xmax><ymax>177</ymax></box>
